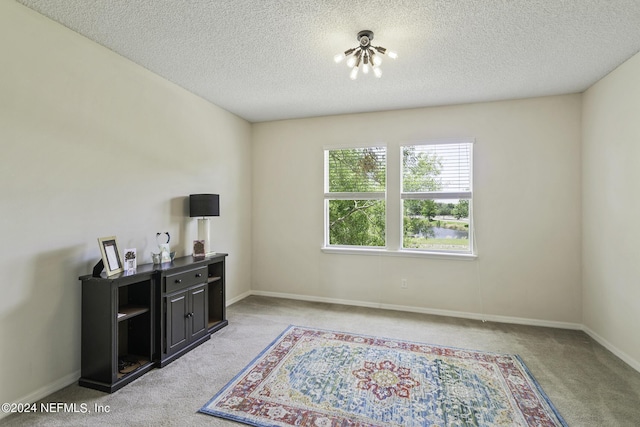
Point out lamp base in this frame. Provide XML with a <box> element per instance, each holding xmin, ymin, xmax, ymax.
<box><xmin>197</xmin><ymin>218</ymin><xmax>215</xmax><ymax>256</ymax></box>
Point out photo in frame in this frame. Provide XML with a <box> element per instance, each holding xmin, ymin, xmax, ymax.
<box><xmin>124</xmin><ymin>248</ymin><xmax>137</xmax><ymax>274</ymax></box>
<box><xmin>98</xmin><ymin>236</ymin><xmax>123</xmax><ymax>277</ymax></box>
<box><xmin>193</xmin><ymin>240</ymin><xmax>205</xmax><ymax>259</ymax></box>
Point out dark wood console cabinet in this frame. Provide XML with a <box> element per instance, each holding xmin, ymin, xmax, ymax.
<box><xmin>156</xmin><ymin>254</ymin><xmax>228</xmax><ymax>367</ymax></box>
<box><xmin>79</xmin><ymin>253</ymin><xmax>227</xmax><ymax>392</ymax></box>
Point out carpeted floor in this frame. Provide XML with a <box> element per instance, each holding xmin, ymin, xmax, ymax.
<box><xmin>3</xmin><ymin>295</ymin><xmax>640</xmax><ymax>426</ymax></box>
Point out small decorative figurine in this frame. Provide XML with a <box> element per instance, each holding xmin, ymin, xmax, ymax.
<box><xmin>157</xmin><ymin>232</ymin><xmax>171</xmax><ymax>263</ymax></box>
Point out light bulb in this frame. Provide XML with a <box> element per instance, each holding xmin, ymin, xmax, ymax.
<box><xmin>374</xmin><ymin>67</ymin><xmax>382</xmax><ymax>78</ymax></box>
<box><xmin>363</xmin><ymin>63</ymin><xmax>369</xmax><ymax>74</ymax></box>
<box><xmin>387</xmin><ymin>51</ymin><xmax>398</xmax><ymax>59</ymax></box>
<box><xmin>346</xmin><ymin>56</ymin><xmax>357</xmax><ymax>68</ymax></box>
<box><xmin>350</xmin><ymin>67</ymin><xmax>358</xmax><ymax>80</ymax></box>
<box><xmin>334</xmin><ymin>53</ymin><xmax>345</xmax><ymax>63</ymax></box>
<box><xmin>373</xmin><ymin>55</ymin><xmax>382</xmax><ymax>66</ymax></box>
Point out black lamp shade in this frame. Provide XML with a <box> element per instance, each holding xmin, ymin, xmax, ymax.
<box><xmin>190</xmin><ymin>194</ymin><xmax>220</xmax><ymax>217</ymax></box>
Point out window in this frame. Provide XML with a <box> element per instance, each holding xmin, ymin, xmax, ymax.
<box><xmin>402</xmin><ymin>141</ymin><xmax>473</xmax><ymax>253</ymax></box>
<box><xmin>323</xmin><ymin>140</ymin><xmax>473</xmax><ymax>256</ymax></box>
<box><xmin>324</xmin><ymin>147</ymin><xmax>386</xmax><ymax>247</ymax></box>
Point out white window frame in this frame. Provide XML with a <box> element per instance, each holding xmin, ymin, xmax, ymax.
<box><xmin>322</xmin><ymin>139</ymin><xmax>476</xmax><ymax>259</ymax></box>
<box><xmin>323</xmin><ymin>146</ymin><xmax>387</xmax><ymax>249</ymax></box>
<box><xmin>400</xmin><ymin>139</ymin><xmax>474</xmax><ymax>255</ymax></box>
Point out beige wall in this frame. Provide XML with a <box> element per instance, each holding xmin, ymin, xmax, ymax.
<box><xmin>0</xmin><ymin>1</ymin><xmax>251</xmax><ymax>406</ymax></box>
<box><xmin>582</xmin><ymin>51</ymin><xmax>640</xmax><ymax>371</ymax></box>
<box><xmin>252</xmin><ymin>95</ymin><xmax>583</xmax><ymax>326</ymax></box>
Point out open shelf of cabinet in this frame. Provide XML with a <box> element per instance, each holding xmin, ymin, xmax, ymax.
<box><xmin>206</xmin><ymin>257</ymin><xmax>228</xmax><ymax>334</ymax></box>
<box><xmin>79</xmin><ymin>266</ymin><xmax>156</xmax><ymax>393</ymax></box>
<box><xmin>117</xmin><ymin>305</ymin><xmax>149</xmax><ymax>321</ymax></box>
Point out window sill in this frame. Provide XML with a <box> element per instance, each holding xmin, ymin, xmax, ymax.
<box><xmin>321</xmin><ymin>247</ymin><xmax>477</xmax><ymax>260</ymax></box>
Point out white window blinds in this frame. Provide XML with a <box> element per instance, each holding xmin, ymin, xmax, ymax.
<box><xmin>402</xmin><ymin>142</ymin><xmax>472</xmax><ymax>199</ymax></box>
<box><xmin>326</xmin><ymin>147</ymin><xmax>386</xmax><ymax>198</ymax></box>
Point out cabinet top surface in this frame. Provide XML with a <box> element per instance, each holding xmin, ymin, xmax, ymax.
<box><xmin>156</xmin><ymin>253</ymin><xmax>227</xmax><ymax>272</ymax></box>
<box><xmin>80</xmin><ymin>253</ymin><xmax>227</xmax><ymax>282</ymax></box>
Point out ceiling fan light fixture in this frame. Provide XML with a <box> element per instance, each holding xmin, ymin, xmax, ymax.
<box><xmin>335</xmin><ymin>30</ymin><xmax>396</xmax><ymax>79</ymax></box>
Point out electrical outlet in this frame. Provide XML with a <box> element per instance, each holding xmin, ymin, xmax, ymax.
<box><xmin>401</xmin><ymin>279</ymin><xmax>408</xmax><ymax>289</ymax></box>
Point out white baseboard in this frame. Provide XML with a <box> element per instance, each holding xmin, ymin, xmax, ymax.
<box><xmin>582</xmin><ymin>326</ymin><xmax>640</xmax><ymax>373</ymax></box>
<box><xmin>226</xmin><ymin>290</ymin><xmax>252</xmax><ymax>307</ymax></box>
<box><xmin>250</xmin><ymin>290</ymin><xmax>583</xmax><ymax>330</ymax></box>
<box><xmin>0</xmin><ymin>370</ymin><xmax>80</xmax><ymax>421</ymax></box>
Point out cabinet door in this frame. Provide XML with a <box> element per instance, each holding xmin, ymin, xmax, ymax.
<box><xmin>166</xmin><ymin>291</ymin><xmax>188</xmax><ymax>353</ymax></box>
<box><xmin>189</xmin><ymin>285</ymin><xmax>208</xmax><ymax>340</ymax></box>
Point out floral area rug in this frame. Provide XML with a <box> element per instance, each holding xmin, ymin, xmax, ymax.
<box><xmin>200</xmin><ymin>325</ymin><xmax>567</xmax><ymax>426</ymax></box>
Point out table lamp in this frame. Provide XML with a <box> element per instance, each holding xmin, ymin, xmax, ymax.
<box><xmin>189</xmin><ymin>194</ymin><xmax>219</xmax><ymax>256</ymax></box>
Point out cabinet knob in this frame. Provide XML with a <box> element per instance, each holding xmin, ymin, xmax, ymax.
<box><xmin>175</xmin><ymin>279</ymin><xmax>182</xmax><ymax>284</ymax></box>
<box><xmin>195</xmin><ymin>273</ymin><xmax>202</xmax><ymax>278</ymax></box>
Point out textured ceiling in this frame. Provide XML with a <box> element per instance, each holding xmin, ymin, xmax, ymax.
<box><xmin>16</xmin><ymin>0</ymin><xmax>640</xmax><ymax>123</ymax></box>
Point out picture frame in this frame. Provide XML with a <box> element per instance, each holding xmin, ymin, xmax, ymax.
<box><xmin>193</xmin><ymin>240</ymin><xmax>205</xmax><ymax>259</ymax></box>
<box><xmin>98</xmin><ymin>236</ymin><xmax>123</xmax><ymax>277</ymax></box>
<box><xmin>124</xmin><ymin>248</ymin><xmax>137</xmax><ymax>274</ymax></box>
